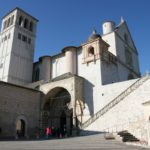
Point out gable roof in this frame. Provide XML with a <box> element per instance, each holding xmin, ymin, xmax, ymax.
<box><xmin>115</xmin><ymin>21</ymin><xmax>138</xmax><ymax>53</ymax></box>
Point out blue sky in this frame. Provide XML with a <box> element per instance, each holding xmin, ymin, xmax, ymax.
<box><xmin>0</xmin><ymin>0</ymin><xmax>150</xmax><ymax>74</ymax></box>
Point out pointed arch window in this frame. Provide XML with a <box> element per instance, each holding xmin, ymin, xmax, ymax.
<box><xmin>10</xmin><ymin>15</ymin><xmax>14</xmax><ymax>25</ymax></box>
<box><xmin>88</xmin><ymin>46</ymin><xmax>95</xmax><ymax>56</ymax></box>
<box><xmin>29</xmin><ymin>21</ymin><xmax>33</xmax><ymax>32</ymax></box>
<box><xmin>7</xmin><ymin>17</ymin><xmax>11</xmax><ymax>27</ymax></box>
<box><xmin>3</xmin><ymin>20</ymin><xmax>7</xmax><ymax>30</ymax></box>
<box><xmin>24</xmin><ymin>18</ymin><xmax>29</xmax><ymax>29</ymax></box>
<box><xmin>19</xmin><ymin>16</ymin><xmax>23</xmax><ymax>26</ymax></box>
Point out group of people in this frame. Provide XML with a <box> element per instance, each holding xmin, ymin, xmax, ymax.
<box><xmin>45</xmin><ymin>126</ymin><xmax>67</xmax><ymax>139</ymax></box>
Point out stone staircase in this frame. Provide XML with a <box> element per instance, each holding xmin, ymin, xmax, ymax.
<box><xmin>81</xmin><ymin>75</ymin><xmax>150</xmax><ymax>129</ymax></box>
<box><xmin>118</xmin><ymin>130</ymin><xmax>140</xmax><ymax>142</ymax></box>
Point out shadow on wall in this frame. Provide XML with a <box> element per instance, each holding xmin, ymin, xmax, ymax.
<box><xmin>84</xmin><ymin>79</ymin><xmax>94</xmax><ymax>116</ymax></box>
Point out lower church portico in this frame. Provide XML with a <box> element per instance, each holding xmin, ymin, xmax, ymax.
<box><xmin>40</xmin><ymin>74</ymin><xmax>84</xmax><ymax>136</ymax></box>
<box><xmin>41</xmin><ymin>87</ymin><xmax>73</xmax><ymax>136</ymax></box>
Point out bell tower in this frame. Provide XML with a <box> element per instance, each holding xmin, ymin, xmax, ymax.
<box><xmin>0</xmin><ymin>8</ymin><xmax>38</xmax><ymax>85</ymax></box>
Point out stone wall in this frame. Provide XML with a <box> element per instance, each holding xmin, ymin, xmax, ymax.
<box><xmin>84</xmin><ymin>78</ymin><xmax>150</xmax><ymax>142</ymax></box>
<box><xmin>82</xmin><ymin>78</ymin><xmax>138</xmax><ymax>122</ymax></box>
<box><xmin>0</xmin><ymin>81</ymin><xmax>41</xmax><ymax>138</ymax></box>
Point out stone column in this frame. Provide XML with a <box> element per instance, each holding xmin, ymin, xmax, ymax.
<box><xmin>40</xmin><ymin>56</ymin><xmax>51</xmax><ymax>81</ymax></box>
<box><xmin>64</xmin><ymin>46</ymin><xmax>77</xmax><ymax>74</ymax></box>
<box><xmin>66</xmin><ymin>116</ymin><xmax>70</xmax><ymax>136</ymax></box>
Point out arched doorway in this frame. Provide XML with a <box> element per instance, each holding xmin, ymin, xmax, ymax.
<box><xmin>16</xmin><ymin>119</ymin><xmax>26</xmax><ymax>138</ymax></box>
<box><xmin>42</xmin><ymin>87</ymin><xmax>73</xmax><ymax>136</ymax></box>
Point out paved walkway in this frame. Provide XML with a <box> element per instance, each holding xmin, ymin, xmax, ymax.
<box><xmin>0</xmin><ymin>134</ymin><xmax>149</xmax><ymax>150</ymax></box>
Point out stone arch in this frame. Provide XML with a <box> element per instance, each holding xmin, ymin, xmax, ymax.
<box><xmin>14</xmin><ymin>115</ymin><xmax>27</xmax><ymax>138</ymax></box>
<box><xmin>41</xmin><ymin>87</ymin><xmax>73</xmax><ymax>136</ymax></box>
<box><xmin>19</xmin><ymin>16</ymin><xmax>23</xmax><ymax>26</ymax></box>
<box><xmin>41</xmin><ymin>86</ymin><xmax>72</xmax><ymax>109</ymax></box>
<box><xmin>10</xmin><ymin>15</ymin><xmax>14</xmax><ymax>25</ymax></box>
<box><xmin>88</xmin><ymin>46</ymin><xmax>95</xmax><ymax>56</ymax></box>
<box><xmin>24</xmin><ymin>18</ymin><xmax>29</xmax><ymax>29</ymax></box>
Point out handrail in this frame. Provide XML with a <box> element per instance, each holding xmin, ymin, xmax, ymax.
<box><xmin>81</xmin><ymin>75</ymin><xmax>150</xmax><ymax>129</ymax></box>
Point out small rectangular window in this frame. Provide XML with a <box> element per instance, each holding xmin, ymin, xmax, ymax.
<box><xmin>28</xmin><ymin>38</ymin><xmax>31</xmax><ymax>44</ymax></box>
<box><xmin>22</xmin><ymin>35</ymin><xmax>27</xmax><ymax>42</ymax></box>
<box><xmin>4</xmin><ymin>36</ymin><xmax>7</xmax><ymax>41</ymax></box>
<box><xmin>8</xmin><ymin>34</ymin><xmax>11</xmax><ymax>39</ymax></box>
<box><xmin>0</xmin><ymin>63</ymin><xmax>3</xmax><ymax>68</ymax></box>
<box><xmin>18</xmin><ymin>33</ymin><xmax>21</xmax><ymax>40</ymax></box>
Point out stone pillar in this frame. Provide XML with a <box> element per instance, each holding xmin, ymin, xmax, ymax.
<box><xmin>64</xmin><ymin>46</ymin><xmax>77</xmax><ymax>74</ymax></box>
<box><xmin>66</xmin><ymin>116</ymin><xmax>70</xmax><ymax>136</ymax></box>
<box><xmin>40</xmin><ymin>56</ymin><xmax>51</xmax><ymax>81</ymax></box>
<box><xmin>71</xmin><ymin>108</ymin><xmax>78</xmax><ymax>136</ymax></box>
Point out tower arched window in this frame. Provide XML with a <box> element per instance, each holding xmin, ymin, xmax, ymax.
<box><xmin>24</xmin><ymin>18</ymin><xmax>29</xmax><ymax>29</ymax></box>
<box><xmin>88</xmin><ymin>46</ymin><xmax>95</xmax><ymax>56</ymax></box>
<box><xmin>10</xmin><ymin>15</ymin><xmax>14</xmax><ymax>25</ymax></box>
<box><xmin>3</xmin><ymin>20</ymin><xmax>7</xmax><ymax>30</ymax></box>
<box><xmin>7</xmin><ymin>17</ymin><xmax>11</xmax><ymax>27</ymax></box>
<box><xmin>19</xmin><ymin>16</ymin><xmax>23</xmax><ymax>26</ymax></box>
<box><xmin>29</xmin><ymin>21</ymin><xmax>33</xmax><ymax>32</ymax></box>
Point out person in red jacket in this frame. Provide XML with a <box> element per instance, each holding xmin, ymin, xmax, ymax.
<box><xmin>45</xmin><ymin>127</ymin><xmax>50</xmax><ymax>139</ymax></box>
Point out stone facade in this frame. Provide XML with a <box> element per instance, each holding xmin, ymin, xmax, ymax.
<box><xmin>0</xmin><ymin>8</ymin><xmax>38</xmax><ymax>85</ymax></box>
<box><xmin>0</xmin><ymin>8</ymin><xmax>150</xmax><ymax>144</ymax></box>
<box><xmin>84</xmin><ymin>77</ymin><xmax>150</xmax><ymax>143</ymax></box>
<box><xmin>0</xmin><ymin>81</ymin><xmax>41</xmax><ymax>138</ymax></box>
<box><xmin>39</xmin><ymin>74</ymin><xmax>84</xmax><ymax>135</ymax></box>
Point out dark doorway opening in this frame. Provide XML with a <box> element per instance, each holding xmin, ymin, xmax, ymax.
<box><xmin>16</xmin><ymin>119</ymin><xmax>25</xmax><ymax>138</ymax></box>
<box><xmin>60</xmin><ymin>111</ymin><xmax>66</xmax><ymax>136</ymax></box>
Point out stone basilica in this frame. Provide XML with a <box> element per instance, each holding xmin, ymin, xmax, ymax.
<box><xmin>0</xmin><ymin>7</ymin><xmax>150</xmax><ymax>144</ymax></box>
